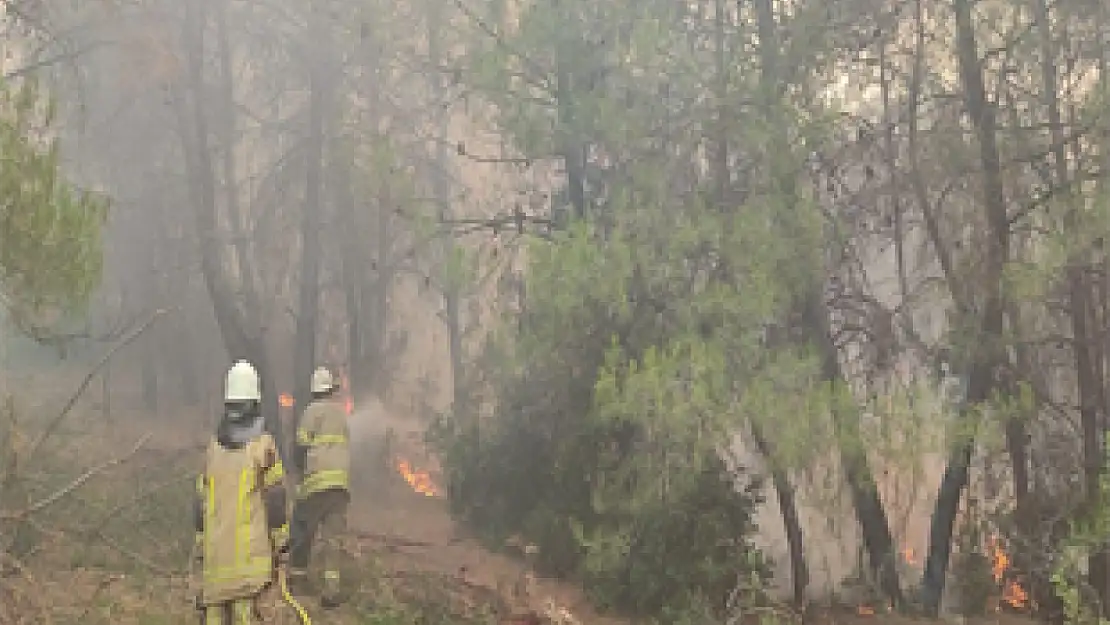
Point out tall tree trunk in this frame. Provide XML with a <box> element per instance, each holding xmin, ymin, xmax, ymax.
<box><xmin>717</xmin><ymin>0</ymin><xmax>807</xmax><ymax>606</ymax></box>
<box><xmin>754</xmin><ymin>0</ymin><xmax>897</xmax><ymax>606</ymax></box>
<box><xmin>365</xmin><ymin>179</ymin><xmax>393</xmax><ymax>394</ymax></box>
<box><xmin>292</xmin><ymin>1</ymin><xmax>329</xmax><ymax>435</ymax></box>
<box><xmin>176</xmin><ymin>263</ymin><xmax>201</xmax><ymax>407</ymax></box>
<box><xmin>176</xmin><ymin>0</ymin><xmax>283</xmax><ymax>450</ymax></box>
<box><xmin>920</xmin><ymin>0</ymin><xmax>1009</xmax><ymax>613</ymax></box>
<box><xmin>427</xmin><ymin>0</ymin><xmax>465</xmax><ymax>418</ymax></box>
<box><xmin>333</xmin><ymin>143</ymin><xmax>362</xmax><ymax>403</ymax></box>
<box><xmin>1034</xmin><ymin>0</ymin><xmax>1106</xmax><ymax>606</ymax></box>
<box><xmin>811</xmin><ymin>297</ymin><xmax>904</xmax><ymax>607</ymax></box>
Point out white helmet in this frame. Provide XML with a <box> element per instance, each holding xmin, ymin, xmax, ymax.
<box><xmin>225</xmin><ymin>360</ymin><xmax>261</xmax><ymax>402</ymax></box>
<box><xmin>311</xmin><ymin>366</ymin><xmax>335</xmax><ymax>394</ymax></box>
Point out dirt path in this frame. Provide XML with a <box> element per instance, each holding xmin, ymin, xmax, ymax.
<box><xmin>344</xmin><ymin>398</ymin><xmax>631</xmax><ymax>624</ymax></box>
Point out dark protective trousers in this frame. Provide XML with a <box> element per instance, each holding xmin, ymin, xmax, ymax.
<box><xmin>288</xmin><ymin>488</ymin><xmax>349</xmax><ymax>602</ymax></box>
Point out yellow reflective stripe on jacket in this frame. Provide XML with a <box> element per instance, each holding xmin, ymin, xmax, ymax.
<box><xmin>299</xmin><ymin>469</ymin><xmax>349</xmax><ymax>497</ymax></box>
<box><xmin>296</xmin><ymin>429</ymin><xmax>347</xmax><ymax>446</ymax></box>
<box><xmin>204</xmin><ymin>474</ymin><xmax>216</xmax><ymax>564</ymax></box>
<box><xmin>264</xmin><ymin>460</ymin><xmax>284</xmax><ymax>487</ymax></box>
<box><xmin>202</xmin><ymin>467</ymin><xmax>271</xmax><ymax>583</ymax></box>
<box><xmin>235</xmin><ymin>468</ymin><xmax>249</xmax><ymax>569</ymax></box>
<box><xmin>296</xmin><ymin>428</ymin><xmax>313</xmax><ymax>445</ymax></box>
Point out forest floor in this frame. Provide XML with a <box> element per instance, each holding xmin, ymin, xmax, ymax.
<box><xmin>0</xmin><ymin>373</ymin><xmax>1044</xmax><ymax>625</ymax></box>
<box><xmin>0</xmin><ymin>378</ymin><xmax>628</xmax><ymax>624</ymax></box>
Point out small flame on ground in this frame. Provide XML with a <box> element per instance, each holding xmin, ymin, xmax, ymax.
<box><xmin>395</xmin><ymin>459</ymin><xmax>440</xmax><ymax>497</ymax></box>
<box><xmin>988</xmin><ymin>535</ymin><xmax>1029</xmax><ymax>610</ymax></box>
<box><xmin>857</xmin><ymin>540</ymin><xmax>1028</xmax><ymax>616</ymax></box>
<box><xmin>902</xmin><ymin>547</ymin><xmax>918</xmax><ymax>566</ymax></box>
<box><xmin>279</xmin><ymin>393</ymin><xmax>294</xmax><ymax>408</ymax></box>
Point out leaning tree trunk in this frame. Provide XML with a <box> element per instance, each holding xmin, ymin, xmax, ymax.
<box><xmin>716</xmin><ymin>0</ymin><xmax>808</xmax><ymax>606</ymax></box>
<box><xmin>754</xmin><ymin>0</ymin><xmax>898</xmax><ymax>606</ymax></box>
<box><xmin>920</xmin><ymin>0</ymin><xmax>1009</xmax><ymax>613</ymax></box>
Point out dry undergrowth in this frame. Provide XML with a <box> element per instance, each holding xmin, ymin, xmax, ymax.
<box><xmin>0</xmin><ymin>394</ymin><xmax>509</xmax><ymax>624</ymax></box>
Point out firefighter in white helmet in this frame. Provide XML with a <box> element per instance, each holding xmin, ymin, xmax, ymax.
<box><xmin>288</xmin><ymin>366</ymin><xmax>350</xmax><ymax>607</ymax></box>
<box><xmin>193</xmin><ymin>360</ymin><xmax>289</xmax><ymax>624</ymax></box>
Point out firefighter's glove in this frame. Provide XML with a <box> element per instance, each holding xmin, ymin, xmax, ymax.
<box><xmin>271</xmin><ymin>524</ymin><xmax>290</xmax><ymax>554</ymax></box>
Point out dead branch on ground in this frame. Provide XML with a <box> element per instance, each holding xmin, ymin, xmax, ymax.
<box><xmin>0</xmin><ymin>432</ymin><xmax>153</xmax><ymax>521</ymax></box>
<box><xmin>23</xmin><ymin>308</ymin><xmax>170</xmax><ymax>464</ymax></box>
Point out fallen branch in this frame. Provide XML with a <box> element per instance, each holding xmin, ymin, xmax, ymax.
<box><xmin>1</xmin><ymin>432</ymin><xmax>153</xmax><ymax>521</ymax></box>
<box><xmin>24</xmin><ymin>308</ymin><xmax>170</xmax><ymax>463</ymax></box>
<box><xmin>353</xmin><ymin>530</ymin><xmax>450</xmax><ymax>549</ymax></box>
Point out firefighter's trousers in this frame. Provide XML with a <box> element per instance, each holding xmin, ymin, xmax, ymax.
<box><xmin>201</xmin><ymin>597</ymin><xmax>258</xmax><ymax>625</ymax></box>
<box><xmin>289</xmin><ymin>488</ymin><xmax>349</xmax><ymax>602</ymax></box>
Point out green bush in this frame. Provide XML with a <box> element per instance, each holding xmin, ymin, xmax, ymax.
<box><xmin>432</xmin><ymin>219</ymin><xmax>775</xmax><ymax>621</ymax></box>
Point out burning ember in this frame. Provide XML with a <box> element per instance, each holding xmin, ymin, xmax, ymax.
<box><xmin>395</xmin><ymin>458</ymin><xmax>440</xmax><ymax>497</ymax></box>
<box><xmin>987</xmin><ymin>535</ymin><xmax>1029</xmax><ymax>610</ymax></box>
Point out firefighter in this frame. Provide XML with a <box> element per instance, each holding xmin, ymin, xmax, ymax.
<box><xmin>193</xmin><ymin>360</ymin><xmax>289</xmax><ymax>624</ymax></box>
<box><xmin>288</xmin><ymin>365</ymin><xmax>351</xmax><ymax>607</ymax></box>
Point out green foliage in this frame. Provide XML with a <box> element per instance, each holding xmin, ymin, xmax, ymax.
<box><xmin>0</xmin><ymin>78</ymin><xmax>108</xmax><ymax>335</ymax></box>
<box><xmin>435</xmin><ymin>0</ymin><xmax>854</xmax><ymax>620</ymax></box>
<box><xmin>434</xmin><ymin>205</ymin><xmax>802</xmax><ymax>619</ymax></box>
<box><xmin>1047</xmin><ymin>434</ymin><xmax>1110</xmax><ymax>625</ymax></box>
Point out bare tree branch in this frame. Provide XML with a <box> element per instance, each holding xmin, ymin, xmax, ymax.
<box><xmin>23</xmin><ymin>308</ymin><xmax>170</xmax><ymax>463</ymax></box>
<box><xmin>1</xmin><ymin>432</ymin><xmax>152</xmax><ymax>521</ymax></box>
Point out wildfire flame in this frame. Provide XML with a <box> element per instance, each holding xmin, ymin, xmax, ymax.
<box><xmin>856</xmin><ymin>539</ymin><xmax>1029</xmax><ymax>616</ymax></box>
<box><xmin>279</xmin><ymin>393</ymin><xmax>294</xmax><ymax>408</ymax></box>
<box><xmin>395</xmin><ymin>458</ymin><xmax>440</xmax><ymax>497</ymax></box>
<box><xmin>902</xmin><ymin>547</ymin><xmax>918</xmax><ymax>565</ymax></box>
<box><xmin>988</xmin><ymin>535</ymin><xmax>1029</xmax><ymax>610</ymax></box>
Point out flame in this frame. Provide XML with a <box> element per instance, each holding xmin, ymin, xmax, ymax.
<box><xmin>279</xmin><ymin>393</ymin><xmax>294</xmax><ymax>408</ymax></box>
<box><xmin>987</xmin><ymin>535</ymin><xmax>1029</xmax><ymax>610</ymax></box>
<box><xmin>395</xmin><ymin>458</ymin><xmax>440</xmax><ymax>497</ymax></box>
<box><xmin>902</xmin><ymin>547</ymin><xmax>918</xmax><ymax>566</ymax></box>
<box><xmin>856</xmin><ymin>603</ymin><xmax>893</xmax><ymax>617</ymax></box>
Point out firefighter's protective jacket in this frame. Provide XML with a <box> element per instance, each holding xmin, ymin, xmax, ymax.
<box><xmin>295</xmin><ymin>397</ymin><xmax>350</xmax><ymax>497</ymax></box>
<box><xmin>193</xmin><ymin>432</ymin><xmax>288</xmax><ymax>605</ymax></box>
